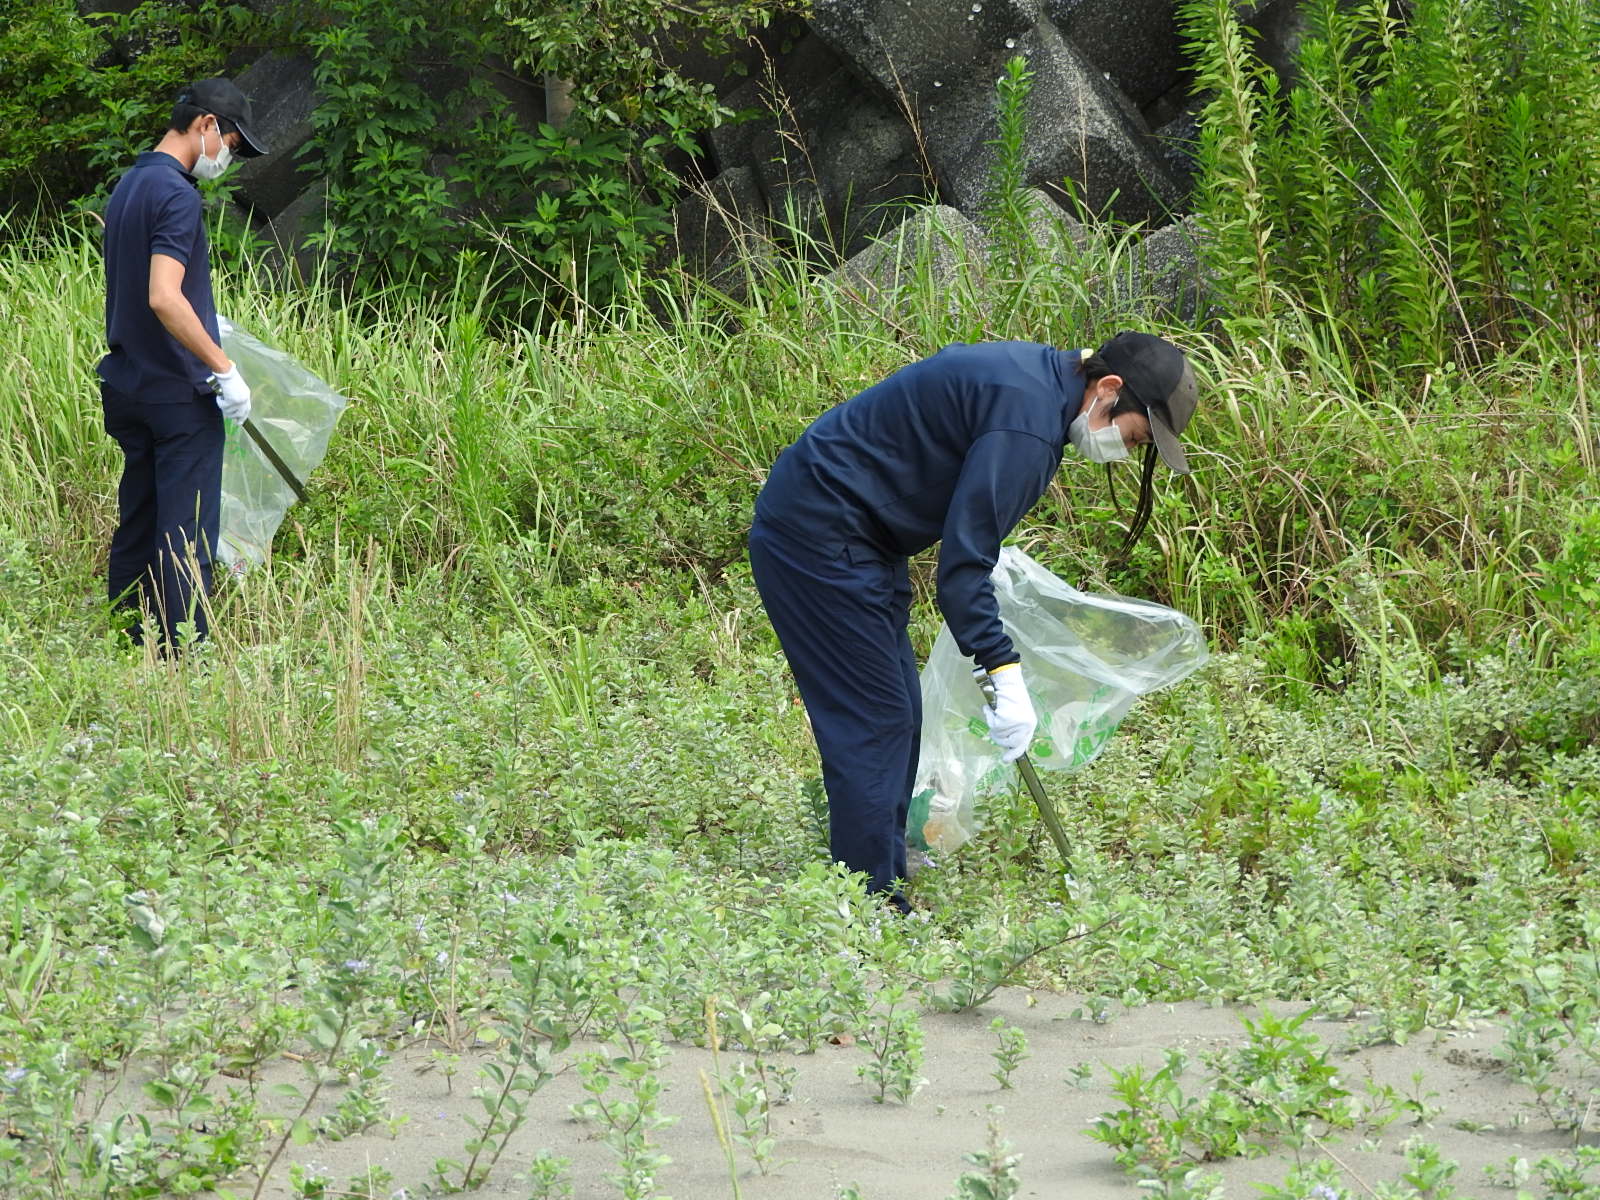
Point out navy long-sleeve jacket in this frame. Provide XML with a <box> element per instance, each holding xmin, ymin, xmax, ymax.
<box><xmin>755</xmin><ymin>341</ymin><xmax>1087</xmax><ymax>669</ymax></box>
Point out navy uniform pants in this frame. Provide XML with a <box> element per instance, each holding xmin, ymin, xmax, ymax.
<box><xmin>101</xmin><ymin>382</ymin><xmax>225</xmax><ymax>648</ymax></box>
<box><xmin>749</xmin><ymin>519</ymin><xmax>920</xmax><ymax>909</ymax></box>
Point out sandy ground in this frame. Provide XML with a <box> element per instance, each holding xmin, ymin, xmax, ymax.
<box><xmin>100</xmin><ymin>991</ymin><xmax>1579</xmax><ymax>1199</ymax></box>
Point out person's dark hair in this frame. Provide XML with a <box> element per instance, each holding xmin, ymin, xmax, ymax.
<box><xmin>1077</xmin><ymin>352</ymin><xmax>1159</xmax><ymax>566</ymax></box>
<box><xmin>1080</xmin><ymin>352</ymin><xmax>1112</xmax><ymax>383</ymax></box>
<box><xmin>1108</xmin><ymin>446</ymin><xmax>1159</xmax><ymax>569</ymax></box>
<box><xmin>169</xmin><ymin>102</ymin><xmax>209</xmax><ymax>134</ymax></box>
<box><xmin>167</xmin><ymin>107</ymin><xmax>241</xmax><ymax>154</ymax></box>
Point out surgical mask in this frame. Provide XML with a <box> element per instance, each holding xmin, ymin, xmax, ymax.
<box><xmin>1068</xmin><ymin>393</ymin><xmax>1130</xmax><ymax>463</ymax></box>
<box><xmin>193</xmin><ymin>125</ymin><xmax>233</xmax><ymax>180</ymax></box>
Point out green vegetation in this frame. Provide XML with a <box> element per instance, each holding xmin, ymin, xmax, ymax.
<box><xmin>1</xmin><ymin>3</ymin><xmax>1598</xmax><ymax>1197</ymax></box>
<box><xmin>0</xmin><ymin>1</ymin><xmax>240</xmax><ymax>208</ymax></box>
<box><xmin>1091</xmin><ymin>1009</ymin><xmax>1357</xmax><ymax>1188</ymax></box>
<box><xmin>294</xmin><ymin>0</ymin><xmax>793</xmax><ymax>309</ymax></box>
<box><xmin>2</xmin><ymin>0</ymin><xmax>802</xmax><ymax>312</ymax></box>
<box><xmin>1182</xmin><ymin>0</ymin><xmax>1600</xmax><ymax>361</ymax></box>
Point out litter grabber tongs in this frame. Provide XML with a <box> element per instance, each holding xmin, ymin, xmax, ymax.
<box><xmin>208</xmin><ymin>375</ymin><xmax>309</xmax><ymax>503</ymax></box>
<box><xmin>974</xmin><ymin>667</ymin><xmax>1074</xmax><ymax>865</ymax></box>
<box><xmin>240</xmin><ymin>418</ymin><xmax>308</xmax><ymax>502</ymax></box>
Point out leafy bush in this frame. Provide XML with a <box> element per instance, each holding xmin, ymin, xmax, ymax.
<box><xmin>2</xmin><ymin>0</ymin><xmax>795</xmax><ymax>314</ymax></box>
<box><xmin>0</xmin><ymin>0</ymin><xmax>248</xmax><ymax>213</ymax></box>
<box><xmin>289</xmin><ymin>0</ymin><xmax>792</xmax><ymax>312</ymax></box>
<box><xmin>1090</xmin><ymin>1010</ymin><xmax>1355</xmax><ymax>1180</ymax></box>
<box><xmin>494</xmin><ymin>0</ymin><xmax>779</xmax><ymax>143</ymax></box>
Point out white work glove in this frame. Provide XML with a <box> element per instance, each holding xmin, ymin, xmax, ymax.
<box><xmin>976</xmin><ymin>663</ymin><xmax>1037</xmax><ymax>764</ymax></box>
<box><xmin>213</xmin><ymin>362</ymin><xmax>252</xmax><ymax>423</ymax></box>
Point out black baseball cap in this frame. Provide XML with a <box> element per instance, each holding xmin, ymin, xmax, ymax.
<box><xmin>1096</xmin><ymin>331</ymin><xmax>1198</xmax><ymax>474</ymax></box>
<box><xmin>178</xmin><ymin>78</ymin><xmax>269</xmax><ymax>158</ymax></box>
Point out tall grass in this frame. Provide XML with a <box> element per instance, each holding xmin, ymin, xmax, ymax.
<box><xmin>4</xmin><ymin>0</ymin><xmax>1599</xmax><ymax>764</ymax></box>
<box><xmin>0</xmin><ymin>198</ymin><xmax>1591</xmax><ymax>763</ymax></box>
<box><xmin>0</xmin><ymin>218</ymin><xmax>118</xmax><ymax>563</ymax></box>
<box><xmin>1182</xmin><ymin>0</ymin><xmax>1600</xmax><ymax>366</ymax></box>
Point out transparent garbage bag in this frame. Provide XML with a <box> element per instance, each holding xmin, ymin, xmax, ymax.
<box><xmin>216</xmin><ymin>316</ymin><xmax>349</xmax><ymax>569</ymax></box>
<box><xmin>909</xmin><ymin>547</ymin><xmax>1209</xmax><ymax>853</ymax></box>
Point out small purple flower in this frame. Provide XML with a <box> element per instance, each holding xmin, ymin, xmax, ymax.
<box><xmin>1309</xmin><ymin>1186</ymin><xmax>1342</xmax><ymax>1200</ymax></box>
<box><xmin>342</xmin><ymin>958</ymin><xmax>371</xmax><ymax>974</ymax></box>
<box><xmin>3</xmin><ymin>1067</ymin><xmax>27</xmax><ymax>1088</ymax></box>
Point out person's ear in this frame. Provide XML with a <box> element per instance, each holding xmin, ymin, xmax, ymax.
<box><xmin>1095</xmin><ymin>373</ymin><xmax>1124</xmax><ymax>405</ymax></box>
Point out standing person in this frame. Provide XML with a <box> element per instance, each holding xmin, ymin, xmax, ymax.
<box><xmin>97</xmin><ymin>78</ymin><xmax>270</xmax><ymax>649</ymax></box>
<box><xmin>750</xmin><ymin>333</ymin><xmax>1199</xmax><ymax>911</ymax></box>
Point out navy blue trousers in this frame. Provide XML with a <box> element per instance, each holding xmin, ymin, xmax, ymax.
<box><xmin>749</xmin><ymin>519</ymin><xmax>920</xmax><ymax>907</ymax></box>
<box><xmin>101</xmin><ymin>382</ymin><xmax>224</xmax><ymax>647</ymax></box>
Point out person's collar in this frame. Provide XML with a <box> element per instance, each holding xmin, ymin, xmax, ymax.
<box><xmin>1058</xmin><ymin>347</ymin><xmax>1089</xmax><ymax>441</ymax></box>
<box><xmin>136</xmin><ymin>150</ymin><xmax>199</xmax><ymax>185</ymax></box>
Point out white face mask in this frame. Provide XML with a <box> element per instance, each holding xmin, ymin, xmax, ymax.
<box><xmin>193</xmin><ymin>124</ymin><xmax>233</xmax><ymax>180</ymax></box>
<box><xmin>1069</xmin><ymin>393</ymin><xmax>1130</xmax><ymax>464</ymax></box>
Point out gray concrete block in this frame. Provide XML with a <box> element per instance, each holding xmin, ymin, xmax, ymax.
<box><xmin>258</xmin><ymin>178</ymin><xmax>330</xmax><ymax>284</ymax></box>
<box><xmin>809</xmin><ymin>0</ymin><xmax>1185</xmax><ymax>229</ymax></box>
<box><xmin>660</xmin><ymin>166</ymin><xmax>775</xmax><ymax>300</ymax></box>
<box><xmin>828</xmin><ymin>203</ymin><xmax>988</xmax><ymax>313</ymax></box>
<box><xmin>979</xmin><ymin>186</ymin><xmax>1089</xmax><ymax>263</ymax></box>
<box><xmin>1045</xmin><ymin>0</ymin><xmax>1186</xmax><ymax>109</ymax></box>
<box><xmin>230</xmin><ymin>52</ymin><xmax>320</xmax><ymax>218</ymax></box>
<box><xmin>1124</xmin><ymin>213</ymin><xmax>1212</xmax><ymax>321</ymax></box>
<box><xmin>708</xmin><ymin>34</ymin><xmax>848</xmax><ymax>173</ymax></box>
<box><xmin>750</xmin><ymin>69</ymin><xmax>934</xmax><ymax>262</ymax></box>
<box><xmin>1249</xmin><ymin>0</ymin><xmax>1313</xmax><ymax>88</ymax></box>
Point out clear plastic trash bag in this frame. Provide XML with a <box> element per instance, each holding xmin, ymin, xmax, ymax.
<box><xmin>216</xmin><ymin>316</ymin><xmax>349</xmax><ymax>569</ymax></box>
<box><xmin>909</xmin><ymin>547</ymin><xmax>1209</xmax><ymax>853</ymax></box>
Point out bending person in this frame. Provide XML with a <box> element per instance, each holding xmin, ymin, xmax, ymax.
<box><xmin>749</xmin><ymin>332</ymin><xmax>1200</xmax><ymax>911</ymax></box>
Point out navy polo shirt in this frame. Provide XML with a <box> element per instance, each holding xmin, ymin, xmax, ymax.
<box><xmin>755</xmin><ymin>341</ymin><xmax>1088</xmax><ymax>668</ymax></box>
<box><xmin>97</xmin><ymin>151</ymin><xmax>218</xmax><ymax>404</ymax></box>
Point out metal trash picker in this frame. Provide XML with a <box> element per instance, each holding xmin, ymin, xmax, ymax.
<box><xmin>239</xmin><ymin>418</ymin><xmax>307</xmax><ymax>502</ymax></box>
<box><xmin>974</xmin><ymin>668</ymin><xmax>1074</xmax><ymax>865</ymax></box>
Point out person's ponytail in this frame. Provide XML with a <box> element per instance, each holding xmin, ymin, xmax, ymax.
<box><xmin>1107</xmin><ymin>445</ymin><xmax>1159</xmax><ymax>570</ymax></box>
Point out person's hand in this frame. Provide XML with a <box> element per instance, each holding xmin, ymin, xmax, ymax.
<box><xmin>213</xmin><ymin>362</ymin><xmax>251</xmax><ymax>423</ymax></box>
<box><xmin>978</xmin><ymin>663</ymin><xmax>1036</xmax><ymax>763</ymax></box>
